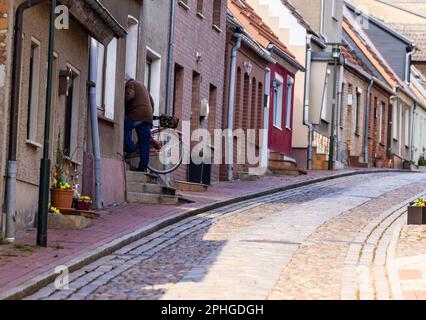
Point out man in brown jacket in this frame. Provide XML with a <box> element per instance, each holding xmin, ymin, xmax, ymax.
<box><xmin>124</xmin><ymin>74</ymin><xmax>154</xmax><ymax>172</ymax></box>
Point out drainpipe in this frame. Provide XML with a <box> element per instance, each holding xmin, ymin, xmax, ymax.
<box><xmin>336</xmin><ymin>60</ymin><xmax>345</xmax><ymax>163</ymax></box>
<box><xmin>165</xmin><ymin>0</ymin><xmax>176</xmax><ymax>116</ymax></box>
<box><xmin>227</xmin><ymin>29</ymin><xmax>242</xmax><ymax>183</ymax></box>
<box><xmin>320</xmin><ymin>0</ymin><xmax>328</xmax><ymax>43</ymax></box>
<box><xmin>364</xmin><ymin>79</ymin><xmax>374</xmax><ymax>164</ymax></box>
<box><xmin>5</xmin><ymin>0</ymin><xmax>47</xmax><ymax>242</ymax></box>
<box><xmin>404</xmin><ymin>46</ymin><xmax>416</xmax><ymax>85</ymax></box>
<box><xmin>303</xmin><ymin>35</ymin><xmax>314</xmax><ymax>170</ymax></box>
<box><xmin>89</xmin><ymin>39</ymin><xmax>104</xmax><ymax>209</ymax></box>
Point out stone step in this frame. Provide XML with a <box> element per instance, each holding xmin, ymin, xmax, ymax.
<box><xmin>269</xmin><ymin>168</ymin><xmax>301</xmax><ymax>176</ymax></box>
<box><xmin>127</xmin><ymin>182</ymin><xmax>176</xmax><ymax>196</ymax></box>
<box><xmin>126</xmin><ymin>171</ymin><xmax>158</xmax><ymax>184</ymax></box>
<box><xmin>268</xmin><ymin>159</ymin><xmax>297</xmax><ymax>171</ymax></box>
<box><xmin>238</xmin><ymin>172</ymin><xmax>261</xmax><ymax>182</ymax></box>
<box><xmin>173</xmin><ymin>181</ymin><xmax>209</xmax><ymax>193</ymax></box>
<box><xmin>269</xmin><ymin>152</ymin><xmax>284</xmax><ymax>161</ymax></box>
<box><xmin>127</xmin><ymin>192</ymin><xmax>181</xmax><ymax>205</ymax></box>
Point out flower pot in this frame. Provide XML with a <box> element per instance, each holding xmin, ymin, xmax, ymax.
<box><xmin>407</xmin><ymin>206</ymin><xmax>426</xmax><ymax>225</ymax></box>
<box><xmin>75</xmin><ymin>200</ymin><xmax>92</xmax><ymax>211</ymax></box>
<box><xmin>51</xmin><ymin>189</ymin><xmax>74</xmax><ymax>209</ymax></box>
<box><xmin>374</xmin><ymin>159</ymin><xmax>384</xmax><ymax>168</ymax></box>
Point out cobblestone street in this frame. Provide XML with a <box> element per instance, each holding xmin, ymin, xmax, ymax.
<box><xmin>26</xmin><ymin>171</ymin><xmax>426</xmax><ymax>300</ymax></box>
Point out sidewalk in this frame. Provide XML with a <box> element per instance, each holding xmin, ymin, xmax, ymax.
<box><xmin>0</xmin><ymin>168</ymin><xmax>405</xmax><ymax>299</ymax></box>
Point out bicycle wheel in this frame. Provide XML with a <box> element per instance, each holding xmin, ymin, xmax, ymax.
<box><xmin>148</xmin><ymin>128</ymin><xmax>183</xmax><ymax>174</ymax></box>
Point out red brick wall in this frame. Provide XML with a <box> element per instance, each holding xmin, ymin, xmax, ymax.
<box><xmin>220</xmin><ymin>33</ymin><xmax>268</xmax><ymax>181</ymax></box>
<box><xmin>0</xmin><ymin>1</ymin><xmax>9</xmax><ymax>66</ymax></box>
<box><xmin>172</xmin><ymin>0</ymin><xmax>227</xmax><ymax>183</ymax></box>
<box><xmin>368</xmin><ymin>86</ymin><xmax>390</xmax><ymax>165</ymax></box>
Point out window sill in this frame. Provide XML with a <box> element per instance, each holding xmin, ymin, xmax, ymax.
<box><xmin>212</xmin><ymin>24</ymin><xmax>222</xmax><ymax>33</ymax></box>
<box><xmin>178</xmin><ymin>1</ymin><xmax>190</xmax><ymax>11</ymax></box>
<box><xmin>26</xmin><ymin>140</ymin><xmax>43</xmax><ymax>149</ymax></box>
<box><xmin>380</xmin><ymin>142</ymin><xmax>385</xmax><ymax>147</ymax></box>
<box><xmin>393</xmin><ymin>138</ymin><xmax>398</xmax><ymax>142</ymax></box>
<box><xmin>64</xmin><ymin>156</ymin><xmax>82</xmax><ymax>166</ymax></box>
<box><xmin>196</xmin><ymin>12</ymin><xmax>205</xmax><ymax>19</ymax></box>
<box><xmin>355</xmin><ymin>132</ymin><xmax>360</xmax><ymax>137</ymax></box>
<box><xmin>273</xmin><ymin>125</ymin><xmax>283</xmax><ymax>131</ymax></box>
<box><xmin>98</xmin><ymin>114</ymin><xmax>116</xmax><ymax>125</ymax></box>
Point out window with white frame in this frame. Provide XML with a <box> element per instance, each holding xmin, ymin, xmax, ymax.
<box><xmin>126</xmin><ymin>16</ymin><xmax>139</xmax><ymax>80</ymax></box>
<box><xmin>27</xmin><ymin>39</ymin><xmax>41</xmax><ymax>143</ymax></box>
<box><xmin>64</xmin><ymin>66</ymin><xmax>80</xmax><ymax>159</ymax></box>
<box><xmin>285</xmin><ymin>76</ymin><xmax>294</xmax><ymax>129</ymax></box>
<box><xmin>144</xmin><ymin>47</ymin><xmax>162</xmax><ymax>116</ymax></box>
<box><xmin>92</xmin><ymin>37</ymin><xmax>117</xmax><ymax>120</ymax></box>
<box><xmin>379</xmin><ymin>101</ymin><xmax>383</xmax><ymax>143</ymax></box>
<box><xmin>273</xmin><ymin>75</ymin><xmax>283</xmax><ymax>129</ymax></box>
<box><xmin>392</xmin><ymin>103</ymin><xmax>398</xmax><ymax>140</ymax></box>
<box><xmin>331</xmin><ymin>0</ymin><xmax>336</xmax><ymax>18</ymax></box>
<box><xmin>405</xmin><ymin>108</ymin><xmax>410</xmax><ymax>147</ymax></box>
<box><xmin>321</xmin><ymin>69</ymin><xmax>331</xmax><ymax>121</ymax></box>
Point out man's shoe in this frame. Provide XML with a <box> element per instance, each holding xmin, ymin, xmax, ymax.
<box><xmin>131</xmin><ymin>167</ymin><xmax>148</xmax><ymax>173</ymax></box>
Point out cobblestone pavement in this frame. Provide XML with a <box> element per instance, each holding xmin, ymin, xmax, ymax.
<box><xmin>26</xmin><ymin>171</ymin><xmax>426</xmax><ymax>300</ymax></box>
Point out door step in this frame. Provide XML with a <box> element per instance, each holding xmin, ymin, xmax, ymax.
<box><xmin>173</xmin><ymin>181</ymin><xmax>209</xmax><ymax>193</ymax></box>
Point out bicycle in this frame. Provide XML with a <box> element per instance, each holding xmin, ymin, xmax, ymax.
<box><xmin>121</xmin><ymin>115</ymin><xmax>184</xmax><ymax>175</ymax></box>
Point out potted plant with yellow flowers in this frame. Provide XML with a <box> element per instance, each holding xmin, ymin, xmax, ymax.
<box><xmin>51</xmin><ymin>134</ymin><xmax>74</xmax><ymax>209</ymax></box>
<box><xmin>407</xmin><ymin>197</ymin><xmax>426</xmax><ymax>225</ymax></box>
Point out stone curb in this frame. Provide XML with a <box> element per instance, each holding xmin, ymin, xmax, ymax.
<box><xmin>0</xmin><ymin>169</ymin><xmax>415</xmax><ymax>300</ymax></box>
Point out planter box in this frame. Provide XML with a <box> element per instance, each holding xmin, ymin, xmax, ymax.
<box><xmin>48</xmin><ymin>214</ymin><xmax>93</xmax><ymax>230</ymax></box>
<box><xmin>407</xmin><ymin>206</ymin><xmax>426</xmax><ymax>225</ymax></box>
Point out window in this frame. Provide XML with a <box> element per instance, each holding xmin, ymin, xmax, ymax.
<box><xmin>250</xmin><ymin>78</ymin><xmax>257</xmax><ymax>130</ymax></box>
<box><xmin>64</xmin><ymin>68</ymin><xmax>80</xmax><ymax>159</ymax></box>
<box><xmin>285</xmin><ymin>76</ymin><xmax>294</xmax><ymax>129</ymax></box>
<box><xmin>392</xmin><ymin>103</ymin><xmax>398</xmax><ymax>140</ymax></box>
<box><xmin>93</xmin><ymin>37</ymin><xmax>117</xmax><ymax>120</ymax></box>
<box><xmin>144</xmin><ymin>47</ymin><xmax>162</xmax><ymax>116</ymax></box>
<box><xmin>379</xmin><ymin>101</ymin><xmax>384</xmax><ymax>143</ymax></box>
<box><xmin>405</xmin><ymin>108</ymin><xmax>410</xmax><ymax>147</ymax></box>
<box><xmin>273</xmin><ymin>75</ymin><xmax>283</xmax><ymax>129</ymax></box>
<box><xmin>321</xmin><ymin>69</ymin><xmax>331</xmax><ymax>121</ymax></box>
<box><xmin>331</xmin><ymin>0</ymin><xmax>337</xmax><ymax>19</ymax></box>
<box><xmin>212</xmin><ymin>0</ymin><xmax>222</xmax><ymax>28</ymax></box>
<box><xmin>354</xmin><ymin>88</ymin><xmax>361</xmax><ymax>134</ymax></box>
<box><xmin>125</xmin><ymin>16</ymin><xmax>139</xmax><ymax>80</ymax></box>
<box><xmin>27</xmin><ymin>40</ymin><xmax>41</xmax><ymax>142</ymax></box>
<box><xmin>339</xmin><ymin>83</ymin><xmax>345</xmax><ymax>128</ymax></box>
<box><xmin>208</xmin><ymin>84</ymin><xmax>217</xmax><ymax>132</ymax></box>
<box><xmin>197</xmin><ymin>0</ymin><xmax>203</xmax><ymax>14</ymax></box>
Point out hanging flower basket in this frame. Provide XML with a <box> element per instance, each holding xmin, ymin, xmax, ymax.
<box><xmin>51</xmin><ymin>189</ymin><xmax>74</xmax><ymax>209</ymax></box>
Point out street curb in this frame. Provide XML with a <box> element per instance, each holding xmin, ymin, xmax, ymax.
<box><xmin>0</xmin><ymin>169</ymin><xmax>417</xmax><ymax>300</ymax></box>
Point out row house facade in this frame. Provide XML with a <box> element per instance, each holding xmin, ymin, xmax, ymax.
<box><xmin>0</xmin><ymin>0</ymin><xmax>127</xmax><ymax>235</ymax></box>
<box><xmin>227</xmin><ymin>0</ymin><xmax>304</xmax><ymax>179</ymax></box>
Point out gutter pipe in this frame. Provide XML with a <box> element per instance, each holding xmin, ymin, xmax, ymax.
<box><xmin>89</xmin><ymin>39</ymin><xmax>104</xmax><ymax>209</ymax></box>
<box><xmin>5</xmin><ymin>0</ymin><xmax>47</xmax><ymax>242</ymax></box>
<box><xmin>304</xmin><ymin>35</ymin><xmax>314</xmax><ymax>170</ymax></box>
<box><xmin>165</xmin><ymin>0</ymin><xmax>176</xmax><ymax>116</ymax></box>
<box><xmin>227</xmin><ymin>28</ymin><xmax>243</xmax><ymax>182</ymax></box>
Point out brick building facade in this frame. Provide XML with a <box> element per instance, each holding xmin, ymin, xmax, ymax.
<box><xmin>172</xmin><ymin>0</ymin><xmax>227</xmax><ymax>184</ymax></box>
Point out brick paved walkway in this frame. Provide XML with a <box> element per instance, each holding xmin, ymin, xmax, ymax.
<box><xmin>0</xmin><ymin>168</ymin><xmax>363</xmax><ymax>297</ymax></box>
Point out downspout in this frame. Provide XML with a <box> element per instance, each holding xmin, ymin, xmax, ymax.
<box><xmin>165</xmin><ymin>0</ymin><xmax>176</xmax><ymax>116</ymax></box>
<box><xmin>336</xmin><ymin>60</ymin><xmax>345</xmax><ymax>163</ymax></box>
<box><xmin>227</xmin><ymin>29</ymin><xmax>242</xmax><ymax>182</ymax></box>
<box><xmin>5</xmin><ymin>0</ymin><xmax>47</xmax><ymax>242</ymax></box>
<box><xmin>404</xmin><ymin>46</ymin><xmax>415</xmax><ymax>85</ymax></box>
<box><xmin>89</xmin><ymin>39</ymin><xmax>104</xmax><ymax>209</ymax></box>
<box><xmin>303</xmin><ymin>35</ymin><xmax>314</xmax><ymax>170</ymax></box>
<box><xmin>364</xmin><ymin>79</ymin><xmax>374</xmax><ymax>164</ymax></box>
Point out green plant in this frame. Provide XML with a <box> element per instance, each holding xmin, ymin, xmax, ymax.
<box><xmin>0</xmin><ymin>239</ymin><xmax>10</xmax><ymax>246</ymax></box>
<box><xmin>52</xmin><ymin>133</ymin><xmax>71</xmax><ymax>191</ymax></box>
<box><xmin>14</xmin><ymin>243</ymin><xmax>36</xmax><ymax>252</ymax></box>
<box><xmin>419</xmin><ymin>155</ymin><xmax>426</xmax><ymax>166</ymax></box>
<box><xmin>413</xmin><ymin>198</ymin><xmax>426</xmax><ymax>207</ymax></box>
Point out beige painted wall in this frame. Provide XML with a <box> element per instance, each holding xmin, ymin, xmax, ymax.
<box><xmin>12</xmin><ymin>3</ymin><xmax>89</xmax><ymax>228</ymax></box>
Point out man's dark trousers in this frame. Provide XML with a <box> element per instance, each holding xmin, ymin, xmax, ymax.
<box><xmin>124</xmin><ymin>118</ymin><xmax>151</xmax><ymax>171</ymax></box>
